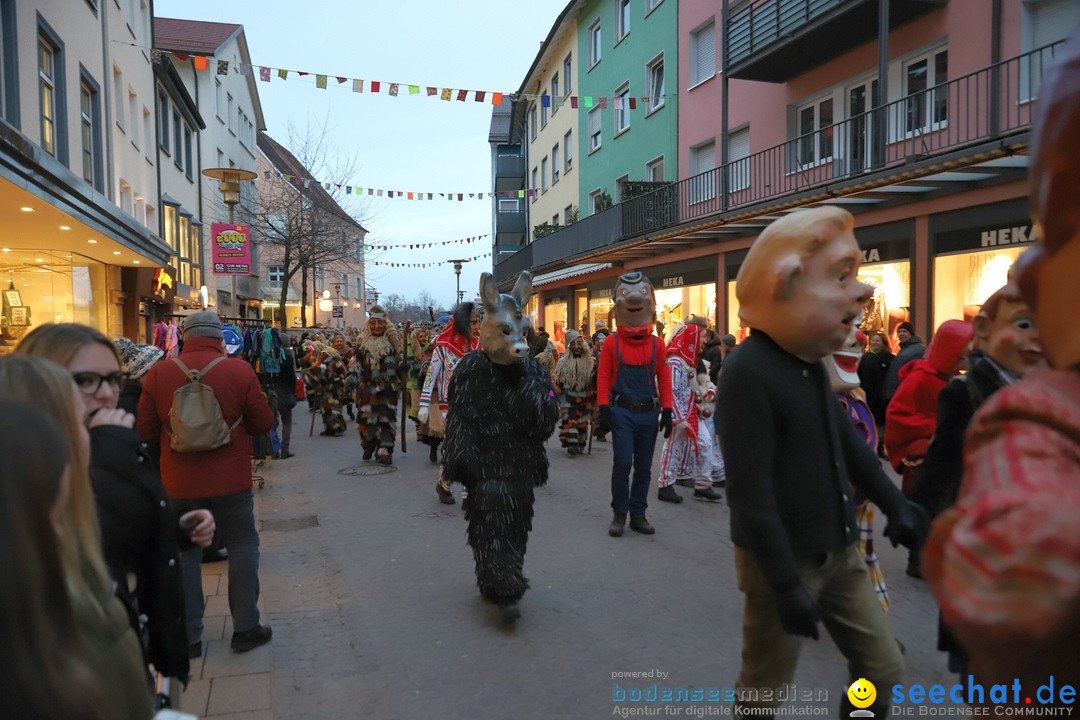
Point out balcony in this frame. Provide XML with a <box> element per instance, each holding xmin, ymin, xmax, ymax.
<box><xmin>496</xmin><ymin>43</ymin><xmax>1059</xmax><ymax>274</ymax></box>
<box><xmin>495</xmin><ymin>209</ymin><xmax>527</xmax><ymax>253</ymax></box>
<box><xmin>494</xmin><ymin>154</ymin><xmax>526</xmax><ymax>192</ymax></box>
<box><xmin>494</xmin><ymin>207</ymin><xmax>622</xmax><ymax>284</ymax></box>
<box><xmin>725</xmin><ymin>0</ymin><xmax>946</xmax><ymax>82</ymax></box>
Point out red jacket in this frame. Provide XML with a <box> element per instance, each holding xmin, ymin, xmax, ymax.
<box><xmin>884</xmin><ymin>319</ymin><xmax>972</xmax><ymax>472</ymax></box>
<box><xmin>596</xmin><ymin>327</ymin><xmax>673</xmax><ymax>410</ymax></box>
<box><xmin>138</xmin><ymin>337</ymin><xmax>274</xmax><ymax>499</ymax></box>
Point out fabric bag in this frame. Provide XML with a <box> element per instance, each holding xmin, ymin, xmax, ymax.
<box><xmin>167</xmin><ymin>357</ymin><xmax>241</xmax><ymax>453</ymax></box>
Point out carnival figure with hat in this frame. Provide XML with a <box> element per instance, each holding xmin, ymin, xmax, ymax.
<box><xmin>353</xmin><ymin>305</ymin><xmax>404</xmax><ymax>464</ymax></box>
<box><xmin>418</xmin><ymin>302</ymin><xmax>481</xmax><ymax>503</ymax></box>
<box><xmin>441</xmin><ymin>271</ymin><xmax>558</xmax><ymax>622</ymax></box>
<box><xmin>552</xmin><ymin>329</ymin><xmax>595</xmax><ymax>456</ymax></box>
<box><xmin>656</xmin><ymin>317</ymin><xmax>722</xmax><ymax>504</ymax></box>
<box><xmin>302</xmin><ymin>339</ymin><xmax>348</xmax><ymax>436</ymax></box>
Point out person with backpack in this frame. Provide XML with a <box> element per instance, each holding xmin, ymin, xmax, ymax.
<box><xmin>137</xmin><ymin>311</ymin><xmax>275</xmax><ymax>659</ymax></box>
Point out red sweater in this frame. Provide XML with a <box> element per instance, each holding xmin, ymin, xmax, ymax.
<box><xmin>596</xmin><ymin>327</ymin><xmax>673</xmax><ymax>409</ymax></box>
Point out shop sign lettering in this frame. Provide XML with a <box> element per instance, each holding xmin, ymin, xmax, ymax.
<box><xmin>861</xmin><ymin>248</ymin><xmax>881</xmax><ymax>263</ymax></box>
<box><xmin>210</xmin><ymin>223</ymin><xmax>252</xmax><ymax>275</ymax></box>
<box><xmin>980</xmin><ymin>225</ymin><xmax>1033</xmax><ymax>247</ymax></box>
<box><xmin>661</xmin><ymin>276</ymin><xmax>683</xmax><ymax>288</ymax></box>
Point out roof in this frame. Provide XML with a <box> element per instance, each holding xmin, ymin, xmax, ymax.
<box><xmin>256</xmin><ymin>131</ymin><xmax>367</xmax><ymax>233</ymax></box>
<box><xmin>154</xmin><ymin>17</ymin><xmax>242</xmax><ymax>55</ymax></box>
<box><xmin>531</xmin><ymin>263</ymin><xmax>612</xmax><ymax>287</ymax></box>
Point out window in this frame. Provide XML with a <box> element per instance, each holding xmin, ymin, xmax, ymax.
<box><xmin>498</xmin><ymin>198</ymin><xmax>518</xmax><ymax>212</ymax></box>
<box><xmin>183</xmin><ymin>124</ymin><xmax>193</xmax><ymax>180</ymax></box>
<box><xmin>128</xmin><ymin>88</ymin><xmax>138</xmax><ymax>149</ymax></box>
<box><xmin>588</xmin><ymin>188</ymin><xmax>604</xmax><ymax>214</ymax></box>
<box><xmin>172</xmin><ymin>109</ymin><xmax>182</xmax><ymax>165</ymax></box>
<box><xmin>552</xmin><ymin>144</ymin><xmax>560</xmax><ymax>183</ymax></box>
<box><xmin>615</xmin><ymin>174</ymin><xmax>630</xmax><ymax>202</ymax></box>
<box><xmin>157</xmin><ymin>89</ymin><xmax>169</xmax><ymax>151</ymax></box>
<box><xmin>162</xmin><ymin>200</ymin><xmax>177</xmax><ymax>252</ymax></box>
<box><xmin>563</xmin><ymin>54</ymin><xmax>573</xmax><ymax>94</ymax></box>
<box><xmin>341</xmin><ymin>273</ymin><xmax>350</xmax><ymax>298</ymax></box>
<box><xmin>564</xmin><ymin>130</ymin><xmax>573</xmax><ymax>171</ymax></box>
<box><xmin>125</xmin><ymin>0</ymin><xmax>135</xmax><ymax>33</ymax></box>
<box><xmin>551</xmin><ymin>74</ymin><xmax>559</xmax><ymax>112</ymax></box>
<box><xmin>588</xmin><ymin>106</ymin><xmax>602</xmax><ymax>152</ymax></box>
<box><xmin>529</xmin><ymin>105</ymin><xmax>537</xmax><ymax>140</ymax></box>
<box><xmin>1021</xmin><ymin>0</ymin><xmax>1080</xmax><ymax>100</ymax></box>
<box><xmin>689</xmin><ymin>141</ymin><xmax>717</xmax><ymax>204</ymax></box>
<box><xmin>727</xmin><ymin>127</ymin><xmax>751</xmax><ymax>191</ymax></box>
<box><xmin>266</xmin><ymin>263</ymin><xmax>283</xmax><ymax>286</ymax></box>
<box><xmin>179</xmin><ymin>213</ymin><xmax>191</xmax><ymax>285</ymax></box>
<box><xmin>80</xmin><ymin>77</ymin><xmax>102</xmax><ymax>190</ymax></box>
<box><xmin>541</xmin><ymin>157</ymin><xmax>549</xmax><ymax>192</ymax></box>
<box><xmin>646</xmin><ymin>156</ymin><xmax>664</xmax><ymax>182</ymax></box>
<box><xmin>646</xmin><ymin>0</ymin><xmax>663</xmax><ymax>10</ymax></box>
<box><xmin>355</xmin><ymin>277</ymin><xmax>362</xmax><ymax>299</ymax></box>
<box><xmin>541</xmin><ymin>96</ymin><xmax>548</xmax><ymax>127</ymax></box>
<box><xmin>552</xmin><ymin>214</ymin><xmax>560</xmax><ymax>226</ymax></box>
<box><xmin>215</xmin><ymin>79</ymin><xmax>223</xmax><ymax>119</ymax></box>
<box><xmin>113</xmin><ymin>66</ymin><xmax>125</xmax><ymax>132</ymax></box>
<box><xmin>190</xmin><ymin>221</ymin><xmax>202</xmax><ymax>290</ymax></box>
<box><xmin>38</xmin><ymin>33</ymin><xmax>60</xmax><ymax>157</ymax></box>
<box><xmin>142</xmin><ymin>106</ymin><xmax>153</xmax><ymax>163</ymax></box>
<box><xmin>589</xmin><ymin>20</ymin><xmax>602</xmax><ymax>67</ymax></box>
<box><xmin>904</xmin><ymin>48</ymin><xmax>948</xmax><ymax>134</ymax></box>
<box><xmin>564</xmin><ymin>205</ymin><xmax>574</xmax><ymax>225</ymax></box>
<box><xmin>647</xmin><ymin>56</ymin><xmax>665</xmax><ymax>111</ymax></box>
<box><xmin>689</xmin><ymin>20</ymin><xmax>716</xmax><ymax>87</ymax></box>
<box><xmin>614</xmin><ymin>83</ymin><xmax>631</xmax><ymax>134</ymax></box>
<box><xmin>616</xmin><ymin>0</ymin><xmax>630</xmax><ymax>40</ymax></box>
<box><xmin>531</xmin><ymin>167</ymin><xmax>538</xmax><ymax>201</ymax></box>
<box><xmin>797</xmin><ymin>96</ymin><xmax>833</xmax><ymax>166</ymax></box>
<box><xmin>226</xmin><ymin>93</ymin><xmax>234</xmax><ymax>133</ymax></box>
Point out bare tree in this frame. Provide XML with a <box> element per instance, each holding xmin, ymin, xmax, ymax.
<box><xmin>244</xmin><ymin>118</ymin><xmax>374</xmax><ymax>327</ymax></box>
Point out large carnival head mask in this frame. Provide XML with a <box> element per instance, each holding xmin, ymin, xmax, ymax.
<box><xmin>613</xmin><ymin>272</ymin><xmax>656</xmax><ymax>330</ymax></box>
<box><xmin>825</xmin><ymin>314</ymin><xmax>866</xmax><ymax>393</ymax></box>
<box><xmin>478</xmin><ymin>271</ymin><xmax>532</xmax><ymax>365</ymax></box>
<box><xmin>736</xmin><ymin>207</ymin><xmax>872</xmax><ymax>362</ymax></box>
<box><xmin>367</xmin><ymin>305</ymin><xmax>388</xmax><ymax>337</ymax></box>
<box><xmin>974</xmin><ymin>282</ymin><xmax>1047</xmax><ymax>379</ymax></box>
<box><xmin>331</xmin><ymin>333</ymin><xmax>348</xmax><ymax>352</ymax></box>
<box><xmin>1018</xmin><ymin>30</ymin><xmax>1080</xmax><ymax>368</ymax></box>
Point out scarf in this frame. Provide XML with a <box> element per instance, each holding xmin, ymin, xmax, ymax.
<box><xmin>435</xmin><ymin>322</ymin><xmax>479</xmax><ymax>358</ymax></box>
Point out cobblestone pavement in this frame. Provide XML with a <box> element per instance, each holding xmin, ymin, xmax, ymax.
<box><xmin>181</xmin><ymin>409</ymin><xmax>957</xmax><ymax>719</ymax></box>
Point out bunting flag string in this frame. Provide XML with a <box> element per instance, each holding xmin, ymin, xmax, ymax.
<box><xmin>262</xmin><ymin>170</ymin><xmax>544</xmax><ymax>201</ymax></box>
<box><xmin>153</xmin><ymin>49</ymin><xmax>676</xmax><ymax>110</ymax></box>
<box><xmin>367</xmin><ymin>252</ymin><xmax>491</xmax><ymax>269</ymax></box>
<box><xmin>363</xmin><ymin>233</ymin><xmax>490</xmax><ymax>251</ymax></box>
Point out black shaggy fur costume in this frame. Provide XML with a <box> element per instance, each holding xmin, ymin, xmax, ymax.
<box><xmin>442</xmin><ymin>351</ymin><xmax>558</xmax><ymax>605</ymax></box>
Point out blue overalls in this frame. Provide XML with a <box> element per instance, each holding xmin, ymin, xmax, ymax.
<box><xmin>609</xmin><ymin>335</ymin><xmax>660</xmax><ymax>518</ymax></box>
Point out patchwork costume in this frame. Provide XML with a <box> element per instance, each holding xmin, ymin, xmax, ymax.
<box><xmin>552</xmin><ymin>329</ymin><xmax>595</xmax><ymax>455</ymax></box>
<box><xmin>353</xmin><ymin>306</ymin><xmax>404</xmax><ymax>464</ymax></box>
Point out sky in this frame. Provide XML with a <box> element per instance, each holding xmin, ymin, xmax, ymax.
<box><xmin>154</xmin><ymin>0</ymin><xmax>568</xmax><ymax>309</ymax></box>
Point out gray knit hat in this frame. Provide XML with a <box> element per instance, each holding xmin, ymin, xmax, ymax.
<box><xmin>183</xmin><ymin>311</ymin><xmax>224</xmax><ymax>340</ymax></box>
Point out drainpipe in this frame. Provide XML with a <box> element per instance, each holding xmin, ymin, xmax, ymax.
<box><xmin>101</xmin><ymin>1</ymin><xmax>114</xmax><ymax>202</ymax></box>
<box><xmin>875</xmin><ymin>0</ymin><xmax>889</xmax><ymax>169</ymax></box>
<box><xmin>721</xmin><ymin>0</ymin><xmax>729</xmax><ymax>212</ymax></box>
<box><xmin>989</xmin><ymin>0</ymin><xmax>1002</xmax><ymax>136</ymax></box>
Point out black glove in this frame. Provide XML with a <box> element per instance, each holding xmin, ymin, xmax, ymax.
<box><xmin>774</xmin><ymin>583</ymin><xmax>820</xmax><ymax>639</ymax></box>
<box><xmin>597</xmin><ymin>405</ymin><xmax>612</xmax><ymax>435</ymax></box>
<box><xmin>884</xmin><ymin>500</ymin><xmax>929</xmax><ymax>551</ymax></box>
<box><xmin>659</xmin><ymin>408</ymin><xmax>673</xmax><ymax>438</ymax></box>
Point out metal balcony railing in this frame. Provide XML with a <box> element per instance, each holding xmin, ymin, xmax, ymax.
<box><xmin>727</xmin><ymin>0</ymin><xmax>843</xmax><ymax>67</ymax></box>
<box><xmin>621</xmin><ymin>42</ymin><xmax>1061</xmax><ymax>238</ymax></box>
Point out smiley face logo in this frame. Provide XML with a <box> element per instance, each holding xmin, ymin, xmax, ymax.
<box><xmin>847</xmin><ymin>678</ymin><xmax>877</xmax><ymax>710</ymax></box>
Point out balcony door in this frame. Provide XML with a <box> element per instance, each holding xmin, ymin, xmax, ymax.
<box><xmin>846</xmin><ymin>78</ymin><xmax>878</xmax><ymax>175</ymax></box>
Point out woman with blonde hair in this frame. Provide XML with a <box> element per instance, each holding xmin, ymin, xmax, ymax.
<box><xmin>17</xmin><ymin>322</ymin><xmax>213</xmax><ymax>677</ymax></box>
<box><xmin>0</xmin><ymin>356</ymin><xmax>152</xmax><ymax>718</ymax></box>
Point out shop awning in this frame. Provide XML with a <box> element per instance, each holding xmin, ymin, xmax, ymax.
<box><xmin>531</xmin><ymin>263</ymin><xmax>612</xmax><ymax>287</ymax></box>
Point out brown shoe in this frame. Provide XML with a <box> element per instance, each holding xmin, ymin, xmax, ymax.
<box><xmin>629</xmin><ymin>516</ymin><xmax>655</xmax><ymax>535</ymax></box>
<box><xmin>608</xmin><ymin>514</ymin><xmax>626</xmax><ymax>537</ymax></box>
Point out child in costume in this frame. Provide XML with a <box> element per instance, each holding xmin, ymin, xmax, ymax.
<box><xmin>717</xmin><ymin>206</ymin><xmax>923</xmax><ymax>719</ymax></box>
<box><xmin>656</xmin><ymin>317</ymin><xmax>722</xmax><ymax>504</ymax></box>
<box><xmin>441</xmin><ymin>271</ymin><xmax>558</xmax><ymax>622</ymax></box>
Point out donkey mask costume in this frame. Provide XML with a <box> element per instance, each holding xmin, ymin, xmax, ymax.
<box><xmin>441</xmin><ymin>271</ymin><xmax>559</xmax><ymax>621</ymax></box>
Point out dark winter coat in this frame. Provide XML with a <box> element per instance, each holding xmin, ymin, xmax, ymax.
<box><xmin>883</xmin><ymin>336</ymin><xmax>926</xmax><ymax>403</ymax></box>
<box><xmin>857</xmin><ymin>349</ymin><xmax>894</xmax><ymax>425</ymax></box>
<box><xmin>137</xmin><ymin>336</ymin><xmax>275</xmax><ymax>500</ymax></box>
<box><xmin>90</xmin><ymin>424</ymin><xmax>192</xmax><ymax>681</ymax></box>
<box><xmin>271</xmin><ymin>346</ymin><xmax>299</xmax><ymax>411</ymax></box>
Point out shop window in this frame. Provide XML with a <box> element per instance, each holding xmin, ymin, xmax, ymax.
<box><xmin>858</xmin><ymin>259</ymin><xmax>911</xmax><ymax>353</ymax></box>
<box><xmin>589</xmin><ymin>290</ymin><xmax>614</xmax><ymax>334</ymax></box>
<box><xmin>933</xmin><ymin>247</ymin><xmax>1024</xmax><ymax>335</ymax></box>
<box><xmin>0</xmin><ymin>251</ymin><xmax>107</xmax><ymax>348</ymax></box>
<box><xmin>655</xmin><ymin>282</ymin><xmax>717</xmax><ymax>336</ymax></box>
<box><xmin>544</xmin><ymin>299</ymin><xmax>569</xmax><ymax>352</ymax></box>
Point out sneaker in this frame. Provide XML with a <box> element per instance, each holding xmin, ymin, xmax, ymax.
<box><xmin>694</xmin><ymin>487</ymin><xmax>723</xmax><ymax>503</ymax></box>
<box><xmin>188</xmin><ymin>642</ymin><xmax>202</xmax><ymax>659</ymax></box>
<box><xmin>231</xmin><ymin>625</ymin><xmax>272</xmax><ymax>653</ymax></box>
<box><xmin>629</xmin><ymin>516</ymin><xmax>656</xmax><ymax>535</ymax></box>
<box><xmin>608</xmin><ymin>514</ymin><xmax>626</xmax><ymax>537</ymax></box>
<box><xmin>657</xmin><ymin>485</ymin><xmax>683</xmax><ymax>503</ymax></box>
<box><xmin>436</xmin><ymin>482</ymin><xmax>456</xmax><ymax>505</ymax></box>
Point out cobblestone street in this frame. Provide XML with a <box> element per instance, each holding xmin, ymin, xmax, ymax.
<box><xmin>181</xmin><ymin>411</ymin><xmax>956</xmax><ymax>719</ymax></box>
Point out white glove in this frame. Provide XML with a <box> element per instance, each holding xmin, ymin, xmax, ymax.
<box><xmin>417</xmin><ymin>406</ymin><xmax>429</xmax><ymax>423</ymax></box>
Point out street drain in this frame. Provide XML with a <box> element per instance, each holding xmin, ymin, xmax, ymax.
<box><xmin>411</xmin><ymin>509</ymin><xmax>460</xmax><ymax>519</ymax></box>
<box><xmin>261</xmin><ymin>515</ymin><xmax>319</xmax><ymax>532</ymax></box>
<box><xmin>338</xmin><ymin>465</ymin><xmax>399</xmax><ymax>476</ymax></box>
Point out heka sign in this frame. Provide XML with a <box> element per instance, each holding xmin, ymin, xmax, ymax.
<box><xmin>211</xmin><ymin>223</ymin><xmax>252</xmax><ymax>275</ymax></box>
<box><xmin>980</xmin><ymin>224</ymin><xmax>1034</xmax><ymax>247</ymax></box>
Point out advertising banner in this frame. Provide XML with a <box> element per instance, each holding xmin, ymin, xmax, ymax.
<box><xmin>211</xmin><ymin>223</ymin><xmax>252</xmax><ymax>275</ymax></box>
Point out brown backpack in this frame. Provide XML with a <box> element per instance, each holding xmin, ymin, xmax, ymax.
<box><xmin>167</xmin><ymin>357</ymin><xmax>242</xmax><ymax>453</ymax></box>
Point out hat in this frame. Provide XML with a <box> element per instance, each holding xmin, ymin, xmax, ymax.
<box><xmin>183</xmin><ymin>311</ymin><xmax>224</xmax><ymax>340</ymax></box>
<box><xmin>721</xmin><ymin>334</ymin><xmax>737</xmax><ymax>348</ymax></box>
<box><xmin>564</xmin><ymin>329</ymin><xmax>581</xmax><ymax>345</ymax></box>
<box><xmin>368</xmin><ymin>304</ymin><xmax>388</xmax><ymax>320</ymax></box>
<box><xmin>114</xmin><ymin>337</ymin><xmax>164</xmax><ymax>380</ymax></box>
<box><xmin>595</xmin><ymin>319</ymin><xmax>607</xmax><ymax>328</ymax></box>
<box><xmin>897</xmin><ymin>321</ymin><xmax>916</xmax><ymax>336</ymax></box>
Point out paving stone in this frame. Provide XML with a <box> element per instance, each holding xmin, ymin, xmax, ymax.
<box><xmin>205</xmin><ymin>673</ymin><xmax>271</xmax><ymax>715</ymax></box>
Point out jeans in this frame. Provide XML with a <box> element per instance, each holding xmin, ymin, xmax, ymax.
<box><xmin>279</xmin><ymin>406</ymin><xmax>293</xmax><ymax>453</ymax></box>
<box><xmin>610</xmin><ymin>405</ymin><xmax>659</xmax><ymax>518</ymax></box>
<box><xmin>181</xmin><ymin>490</ymin><xmax>262</xmax><ymax>643</ymax></box>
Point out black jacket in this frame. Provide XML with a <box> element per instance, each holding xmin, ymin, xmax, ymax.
<box><xmin>271</xmin><ymin>346</ymin><xmax>299</xmax><ymax>411</ymax></box>
<box><xmin>717</xmin><ymin>330</ymin><xmax>907</xmax><ymax>591</ymax></box>
<box><xmin>90</xmin><ymin>424</ymin><xmax>192</xmax><ymax>681</ymax></box>
<box><xmin>857</xmin><ymin>349</ymin><xmax>894</xmax><ymax>425</ymax></box>
<box><xmin>884</xmin><ymin>336</ymin><xmax>926</xmax><ymax>403</ymax></box>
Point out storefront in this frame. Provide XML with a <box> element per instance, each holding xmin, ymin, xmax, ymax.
<box><xmin>724</xmin><ymin>250</ymin><xmax>747</xmax><ymax>341</ymax></box>
<box><xmin>646</xmin><ymin>259</ymin><xmax>717</xmax><ymax>337</ymax></box>
<box><xmin>931</xmin><ymin>200</ymin><xmax>1033</xmax><ymax>333</ymax></box>
<box><xmin>543</xmin><ymin>292</ymin><xmax>569</xmax><ymax>352</ymax></box>
<box><xmin>853</xmin><ymin>221</ymin><xmax>913</xmax><ymax>353</ymax></box>
<box><xmin>585</xmin><ymin>282</ymin><xmax>614</xmax><ymax>336</ymax></box>
<box><xmin>1</xmin><ymin>249</ymin><xmax>110</xmax><ymax>353</ymax></box>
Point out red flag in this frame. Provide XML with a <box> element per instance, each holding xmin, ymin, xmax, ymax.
<box><xmin>628</xmin><ymin>97</ymin><xmax>637</xmax><ymax>110</ymax></box>
<box><xmin>599</xmin><ymin>97</ymin><xmax>607</xmax><ymax>109</ymax></box>
<box><xmin>427</xmin><ymin>87</ymin><xmax>438</xmax><ymax>96</ymax></box>
<box><xmin>193</xmin><ymin>56</ymin><xmax>208</xmax><ymax>71</ymax></box>
<box><xmin>570</xmin><ymin>96</ymin><xmax>578</xmax><ymax>109</ymax></box>
<box><xmin>371</xmin><ymin>81</ymin><xmax>381</xmax><ymax>92</ymax></box>
<box><xmin>475</xmin><ymin>91</ymin><xmax>486</xmax><ymax>102</ymax></box>
<box><xmin>173</xmin><ymin>53</ymin><xmax>190</xmax><ymax>61</ymax></box>
<box><xmin>456</xmin><ymin>89</ymin><xmax>468</xmax><ymax>101</ymax></box>
<box><xmin>259</xmin><ymin>66</ymin><xmax>270</xmax><ymax>82</ymax></box>
<box><xmin>337</xmin><ymin>76</ymin><xmax>347</xmax><ymax>84</ymax></box>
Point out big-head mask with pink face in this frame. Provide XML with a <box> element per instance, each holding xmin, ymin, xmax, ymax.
<box><xmin>736</xmin><ymin>207</ymin><xmax>872</xmax><ymax>362</ymax></box>
<box><xmin>613</xmin><ymin>272</ymin><xmax>656</xmax><ymax>331</ymax></box>
<box><xmin>479</xmin><ymin>271</ymin><xmax>532</xmax><ymax>365</ymax></box>
<box><xmin>825</xmin><ymin>315</ymin><xmax>867</xmax><ymax>393</ymax></box>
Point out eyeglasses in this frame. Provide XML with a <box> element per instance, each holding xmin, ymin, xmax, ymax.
<box><xmin>71</xmin><ymin>371</ymin><xmax>129</xmax><ymax>395</ymax></box>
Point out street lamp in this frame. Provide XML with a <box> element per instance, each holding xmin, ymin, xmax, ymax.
<box><xmin>448</xmin><ymin>259</ymin><xmax>468</xmax><ymax>306</ymax></box>
<box><xmin>202</xmin><ymin>167</ymin><xmax>257</xmax><ymax>318</ymax></box>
